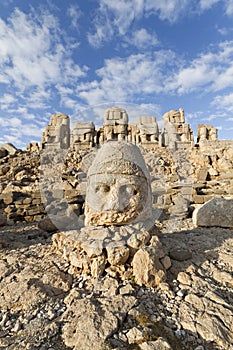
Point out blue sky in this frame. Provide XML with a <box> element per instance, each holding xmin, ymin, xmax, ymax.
<box><xmin>0</xmin><ymin>0</ymin><xmax>233</xmax><ymax>148</ymax></box>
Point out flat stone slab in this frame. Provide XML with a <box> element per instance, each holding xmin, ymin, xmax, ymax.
<box><xmin>193</xmin><ymin>198</ymin><xmax>233</xmax><ymax>228</ymax></box>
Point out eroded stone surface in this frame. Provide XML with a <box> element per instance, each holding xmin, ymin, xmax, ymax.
<box><xmin>85</xmin><ymin>141</ymin><xmax>153</xmax><ymax>228</ymax></box>
<box><xmin>62</xmin><ymin>292</ymin><xmax>135</xmax><ymax>350</ymax></box>
<box><xmin>193</xmin><ymin>198</ymin><xmax>233</xmax><ymax>228</ymax></box>
<box><xmin>0</xmin><ymin>220</ymin><xmax>233</xmax><ymax>349</ymax></box>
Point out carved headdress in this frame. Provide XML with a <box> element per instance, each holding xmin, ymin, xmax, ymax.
<box><xmin>85</xmin><ymin>141</ymin><xmax>153</xmax><ymax>229</ymax></box>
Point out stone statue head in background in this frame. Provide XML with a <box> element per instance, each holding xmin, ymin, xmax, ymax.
<box><xmin>85</xmin><ymin>141</ymin><xmax>152</xmax><ymax>227</ymax></box>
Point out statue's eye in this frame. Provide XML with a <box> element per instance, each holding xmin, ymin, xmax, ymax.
<box><xmin>102</xmin><ymin>184</ymin><xmax>110</xmax><ymax>193</ymax></box>
<box><xmin>121</xmin><ymin>185</ymin><xmax>138</xmax><ymax>196</ymax></box>
<box><xmin>95</xmin><ymin>184</ymin><xmax>110</xmax><ymax>193</ymax></box>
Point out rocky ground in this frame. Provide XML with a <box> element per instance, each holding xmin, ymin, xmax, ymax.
<box><xmin>0</xmin><ymin>218</ymin><xmax>232</xmax><ymax>350</ymax></box>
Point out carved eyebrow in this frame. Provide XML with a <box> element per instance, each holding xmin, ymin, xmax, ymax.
<box><xmin>93</xmin><ymin>181</ymin><xmax>114</xmax><ymax>186</ymax></box>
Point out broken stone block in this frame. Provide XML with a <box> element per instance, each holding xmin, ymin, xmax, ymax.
<box><xmin>0</xmin><ymin>143</ymin><xmax>18</xmax><ymax>155</ymax></box>
<box><xmin>193</xmin><ymin>198</ymin><xmax>233</xmax><ymax>228</ymax></box>
<box><xmin>132</xmin><ymin>246</ymin><xmax>166</xmax><ymax>287</ymax></box>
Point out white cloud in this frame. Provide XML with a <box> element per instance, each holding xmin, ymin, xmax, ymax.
<box><xmin>225</xmin><ymin>0</ymin><xmax>233</xmax><ymax>15</ymax></box>
<box><xmin>88</xmin><ymin>0</ymin><xmax>191</xmax><ymax>47</ymax></box>
<box><xmin>199</xmin><ymin>0</ymin><xmax>220</xmax><ymax>10</ymax></box>
<box><xmin>0</xmin><ymin>116</ymin><xmax>22</xmax><ymax>128</ymax></box>
<box><xmin>88</xmin><ymin>0</ymin><xmax>233</xmax><ymax>48</ymax></box>
<box><xmin>166</xmin><ymin>40</ymin><xmax>233</xmax><ymax>93</ymax></box>
<box><xmin>199</xmin><ymin>0</ymin><xmax>233</xmax><ymax>16</ymax></box>
<box><xmin>67</xmin><ymin>4</ymin><xmax>82</xmax><ymax>28</ymax></box>
<box><xmin>24</xmin><ymin>88</ymin><xmax>52</xmax><ymax>110</ymax></box>
<box><xmin>144</xmin><ymin>0</ymin><xmax>190</xmax><ymax>22</ymax></box>
<box><xmin>0</xmin><ymin>8</ymin><xmax>86</xmax><ymax>90</ymax></box>
<box><xmin>77</xmin><ymin>50</ymin><xmax>176</xmax><ymax>105</ymax></box>
<box><xmin>212</xmin><ymin>92</ymin><xmax>233</xmax><ymax>112</ymax></box>
<box><xmin>100</xmin><ymin>0</ymin><xmax>144</xmax><ymax>34</ymax></box>
<box><xmin>125</xmin><ymin>28</ymin><xmax>159</xmax><ymax>49</ymax></box>
<box><xmin>0</xmin><ymin>94</ymin><xmax>16</xmax><ymax>110</ymax></box>
<box><xmin>217</xmin><ymin>27</ymin><xmax>231</xmax><ymax>35</ymax></box>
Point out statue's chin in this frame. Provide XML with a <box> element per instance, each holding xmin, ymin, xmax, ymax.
<box><xmin>85</xmin><ymin>206</ymin><xmax>141</xmax><ymax>226</ymax></box>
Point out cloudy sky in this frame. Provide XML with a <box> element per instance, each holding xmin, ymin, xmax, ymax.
<box><xmin>0</xmin><ymin>0</ymin><xmax>233</xmax><ymax>148</ymax></box>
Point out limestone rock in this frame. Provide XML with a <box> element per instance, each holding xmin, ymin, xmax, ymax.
<box><xmin>106</xmin><ymin>245</ymin><xmax>130</xmax><ymax>265</ymax></box>
<box><xmin>179</xmin><ymin>292</ymin><xmax>233</xmax><ymax>349</ymax></box>
<box><xmin>38</xmin><ymin>218</ymin><xmax>57</xmax><ymax>232</ymax></box>
<box><xmin>1</xmin><ymin>143</ymin><xmax>18</xmax><ymax>155</ymax></box>
<box><xmin>126</xmin><ymin>327</ymin><xmax>144</xmax><ymax>344</ymax></box>
<box><xmin>62</xmin><ymin>293</ymin><xmax>135</xmax><ymax>350</ymax></box>
<box><xmin>169</xmin><ymin>248</ymin><xmax>192</xmax><ymax>261</ymax></box>
<box><xmin>0</xmin><ymin>165</ymin><xmax>10</xmax><ymax>176</ymax></box>
<box><xmin>169</xmin><ymin>194</ymin><xmax>190</xmax><ymax>218</ymax></box>
<box><xmin>139</xmin><ymin>338</ymin><xmax>172</xmax><ymax>350</ymax></box>
<box><xmin>193</xmin><ymin>198</ymin><xmax>233</xmax><ymax>228</ymax></box>
<box><xmin>132</xmin><ymin>246</ymin><xmax>166</xmax><ymax>287</ymax></box>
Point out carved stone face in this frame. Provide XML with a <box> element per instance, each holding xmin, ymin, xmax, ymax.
<box><xmin>85</xmin><ymin>173</ymin><xmax>148</xmax><ymax>226</ymax></box>
<box><xmin>84</xmin><ymin>141</ymin><xmax>152</xmax><ymax>227</ymax></box>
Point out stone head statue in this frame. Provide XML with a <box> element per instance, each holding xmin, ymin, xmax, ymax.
<box><xmin>85</xmin><ymin>141</ymin><xmax>152</xmax><ymax>227</ymax></box>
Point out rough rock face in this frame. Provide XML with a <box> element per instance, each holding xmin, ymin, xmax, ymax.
<box><xmin>193</xmin><ymin>198</ymin><xmax>233</xmax><ymax>228</ymax></box>
<box><xmin>52</xmin><ymin>226</ymin><xmax>169</xmax><ymax>286</ymax></box>
<box><xmin>1</xmin><ymin>220</ymin><xmax>232</xmax><ymax>349</ymax></box>
<box><xmin>1</xmin><ymin>142</ymin><xmax>18</xmax><ymax>155</ymax></box>
<box><xmin>62</xmin><ymin>291</ymin><xmax>135</xmax><ymax>350</ymax></box>
<box><xmin>132</xmin><ymin>238</ymin><xmax>167</xmax><ymax>287</ymax></box>
<box><xmin>52</xmin><ymin>141</ymin><xmax>168</xmax><ymax>286</ymax></box>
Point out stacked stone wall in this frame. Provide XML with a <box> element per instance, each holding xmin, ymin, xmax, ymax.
<box><xmin>0</xmin><ymin>141</ymin><xmax>232</xmax><ymax>225</ymax></box>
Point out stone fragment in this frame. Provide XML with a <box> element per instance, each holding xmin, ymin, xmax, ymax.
<box><xmin>106</xmin><ymin>245</ymin><xmax>130</xmax><ymax>265</ymax></box>
<box><xmin>139</xmin><ymin>338</ymin><xmax>172</xmax><ymax>350</ymax></box>
<box><xmin>169</xmin><ymin>194</ymin><xmax>190</xmax><ymax>218</ymax></box>
<box><xmin>177</xmin><ymin>272</ymin><xmax>192</xmax><ymax>285</ymax></box>
<box><xmin>179</xmin><ymin>292</ymin><xmax>233</xmax><ymax>349</ymax></box>
<box><xmin>193</xmin><ymin>198</ymin><xmax>233</xmax><ymax>228</ymax></box>
<box><xmin>126</xmin><ymin>327</ymin><xmax>144</xmax><ymax>344</ymax></box>
<box><xmin>169</xmin><ymin>248</ymin><xmax>192</xmax><ymax>261</ymax></box>
<box><xmin>38</xmin><ymin>218</ymin><xmax>57</xmax><ymax>232</ymax></box>
<box><xmin>62</xmin><ymin>293</ymin><xmax>135</xmax><ymax>350</ymax></box>
<box><xmin>160</xmin><ymin>255</ymin><xmax>172</xmax><ymax>270</ymax></box>
<box><xmin>196</xmin><ymin>167</ymin><xmax>208</xmax><ymax>181</ymax></box>
<box><xmin>196</xmin><ymin>314</ymin><xmax>233</xmax><ymax>348</ymax></box>
<box><xmin>212</xmin><ymin>269</ymin><xmax>233</xmax><ymax>286</ymax></box>
<box><xmin>119</xmin><ymin>283</ymin><xmax>134</xmax><ymax>295</ymax></box>
<box><xmin>1</xmin><ymin>143</ymin><xmax>18</xmax><ymax>155</ymax></box>
<box><xmin>0</xmin><ymin>165</ymin><xmax>10</xmax><ymax>176</ymax></box>
<box><xmin>90</xmin><ymin>256</ymin><xmax>106</xmax><ymax>278</ymax></box>
<box><xmin>132</xmin><ymin>246</ymin><xmax>166</xmax><ymax>287</ymax></box>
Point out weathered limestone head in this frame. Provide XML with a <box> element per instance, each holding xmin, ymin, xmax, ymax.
<box><xmin>85</xmin><ymin>141</ymin><xmax>152</xmax><ymax>227</ymax></box>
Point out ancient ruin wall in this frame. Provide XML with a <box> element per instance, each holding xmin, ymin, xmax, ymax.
<box><xmin>0</xmin><ymin>107</ymin><xmax>233</xmax><ymax>224</ymax></box>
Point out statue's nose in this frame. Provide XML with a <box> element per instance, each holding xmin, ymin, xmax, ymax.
<box><xmin>104</xmin><ymin>188</ymin><xmax>121</xmax><ymax>211</ymax></box>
